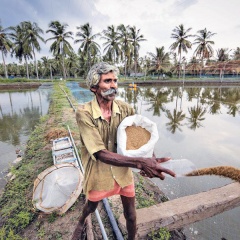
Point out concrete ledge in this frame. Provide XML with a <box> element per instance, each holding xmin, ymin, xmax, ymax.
<box><xmin>118</xmin><ymin>182</ymin><xmax>240</xmax><ymax>239</ymax></box>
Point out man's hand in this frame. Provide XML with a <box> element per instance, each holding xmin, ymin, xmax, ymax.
<box><xmin>140</xmin><ymin>157</ymin><xmax>176</xmax><ymax>179</ymax></box>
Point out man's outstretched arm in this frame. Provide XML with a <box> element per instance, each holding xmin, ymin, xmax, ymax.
<box><xmin>95</xmin><ymin>149</ymin><xmax>176</xmax><ymax>180</ymax></box>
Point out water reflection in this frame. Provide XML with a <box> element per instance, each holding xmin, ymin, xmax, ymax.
<box><xmin>0</xmin><ymin>87</ymin><xmax>52</xmax><ymax>190</ymax></box>
<box><xmin>67</xmin><ymin>82</ymin><xmax>240</xmax><ymax>240</ymax></box>
<box><xmin>66</xmin><ymin>82</ymin><xmax>94</xmax><ymax>103</ymax></box>
<box><xmin>119</xmin><ymin>86</ymin><xmax>240</xmax><ymax>133</ymax></box>
<box><xmin>0</xmin><ymin>106</ymin><xmax>42</xmax><ymax>146</ymax></box>
<box><xmin>0</xmin><ymin>90</ymin><xmax>51</xmax><ymax>145</ymax></box>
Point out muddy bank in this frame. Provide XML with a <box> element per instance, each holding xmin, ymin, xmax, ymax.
<box><xmin>120</xmin><ymin>78</ymin><xmax>240</xmax><ymax>86</ymax></box>
<box><xmin>78</xmin><ymin>78</ymin><xmax>240</xmax><ymax>88</ymax></box>
<box><xmin>0</xmin><ymin>83</ymin><xmax>186</xmax><ymax>239</ymax></box>
<box><xmin>0</xmin><ymin>82</ymin><xmax>42</xmax><ymax>90</ymax></box>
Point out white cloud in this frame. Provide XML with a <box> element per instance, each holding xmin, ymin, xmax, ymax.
<box><xmin>1</xmin><ymin>0</ymin><xmax>240</xmax><ymax>63</ymax></box>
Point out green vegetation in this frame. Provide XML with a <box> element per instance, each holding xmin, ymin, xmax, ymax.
<box><xmin>0</xmin><ymin>82</ymin><xmax>180</xmax><ymax>239</ymax></box>
<box><xmin>0</xmin><ymin>115</ymin><xmax>51</xmax><ymax>235</ymax></box>
<box><xmin>135</xmin><ymin>175</ymin><xmax>156</xmax><ymax>208</ymax></box>
<box><xmin>0</xmin><ymin>83</ymin><xmax>78</xmax><ymax>238</ymax></box>
<box><xmin>1</xmin><ymin>20</ymin><xmax>240</xmax><ymax>80</ymax></box>
<box><xmin>148</xmin><ymin>227</ymin><xmax>171</xmax><ymax>240</ymax></box>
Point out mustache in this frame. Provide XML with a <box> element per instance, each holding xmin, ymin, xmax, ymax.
<box><xmin>101</xmin><ymin>88</ymin><xmax>118</xmax><ymax>96</ymax></box>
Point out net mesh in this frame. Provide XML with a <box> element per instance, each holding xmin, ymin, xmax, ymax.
<box><xmin>33</xmin><ymin>163</ymin><xmax>83</xmax><ymax>214</ymax></box>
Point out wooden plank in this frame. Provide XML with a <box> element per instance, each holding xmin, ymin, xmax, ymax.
<box><xmin>118</xmin><ymin>182</ymin><xmax>240</xmax><ymax>239</ymax></box>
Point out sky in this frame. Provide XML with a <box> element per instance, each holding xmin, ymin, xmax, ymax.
<box><xmin>1</xmin><ymin>0</ymin><xmax>240</xmax><ymax>64</ymax></box>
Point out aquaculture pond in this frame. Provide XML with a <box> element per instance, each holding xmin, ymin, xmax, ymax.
<box><xmin>0</xmin><ymin>84</ymin><xmax>52</xmax><ymax>191</ymax></box>
<box><xmin>67</xmin><ymin>81</ymin><xmax>240</xmax><ymax>240</ymax></box>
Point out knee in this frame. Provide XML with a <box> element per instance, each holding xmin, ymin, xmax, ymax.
<box><xmin>87</xmin><ymin>201</ymin><xmax>98</xmax><ymax>213</ymax></box>
<box><xmin>124</xmin><ymin>210</ymin><xmax>136</xmax><ymax>223</ymax></box>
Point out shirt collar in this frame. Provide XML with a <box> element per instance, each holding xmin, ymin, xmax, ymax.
<box><xmin>92</xmin><ymin>96</ymin><xmax>120</xmax><ymax>119</ymax></box>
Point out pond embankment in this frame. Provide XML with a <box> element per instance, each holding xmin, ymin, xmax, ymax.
<box><xmin>0</xmin><ymin>82</ymin><xmax>42</xmax><ymax>90</ymax></box>
<box><xmin>119</xmin><ymin>78</ymin><xmax>240</xmax><ymax>86</ymax></box>
<box><xmin>0</xmin><ymin>83</ymin><xmax>185</xmax><ymax>239</ymax></box>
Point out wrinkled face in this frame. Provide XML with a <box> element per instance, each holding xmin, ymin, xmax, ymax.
<box><xmin>92</xmin><ymin>72</ymin><xmax>118</xmax><ymax>101</ymax></box>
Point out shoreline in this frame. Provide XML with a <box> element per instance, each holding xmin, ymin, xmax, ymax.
<box><xmin>119</xmin><ymin>78</ymin><xmax>240</xmax><ymax>86</ymax></box>
<box><xmin>0</xmin><ymin>82</ymin><xmax>42</xmax><ymax>89</ymax></box>
<box><xmin>1</xmin><ymin>77</ymin><xmax>240</xmax><ymax>90</ymax></box>
<box><xmin>0</xmin><ymin>83</ymin><xmax>185</xmax><ymax>239</ymax></box>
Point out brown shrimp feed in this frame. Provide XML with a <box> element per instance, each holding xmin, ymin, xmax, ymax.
<box><xmin>185</xmin><ymin>166</ymin><xmax>240</xmax><ymax>182</ymax></box>
<box><xmin>126</xmin><ymin>126</ymin><xmax>151</xmax><ymax>150</ymax></box>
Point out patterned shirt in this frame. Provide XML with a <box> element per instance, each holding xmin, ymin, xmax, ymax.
<box><xmin>76</xmin><ymin>96</ymin><xmax>135</xmax><ymax>197</ymax></box>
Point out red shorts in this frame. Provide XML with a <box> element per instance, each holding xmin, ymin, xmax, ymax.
<box><xmin>88</xmin><ymin>181</ymin><xmax>135</xmax><ymax>202</ymax></box>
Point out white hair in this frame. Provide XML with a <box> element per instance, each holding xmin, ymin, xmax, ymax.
<box><xmin>86</xmin><ymin>62</ymin><xmax>119</xmax><ymax>88</ymax></box>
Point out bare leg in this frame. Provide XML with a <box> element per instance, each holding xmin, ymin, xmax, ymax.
<box><xmin>71</xmin><ymin>200</ymin><xmax>99</xmax><ymax>240</ymax></box>
<box><xmin>120</xmin><ymin>196</ymin><xmax>137</xmax><ymax>240</ymax></box>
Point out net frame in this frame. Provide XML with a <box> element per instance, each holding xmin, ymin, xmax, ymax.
<box><xmin>32</xmin><ymin>163</ymin><xmax>83</xmax><ymax>214</ymax></box>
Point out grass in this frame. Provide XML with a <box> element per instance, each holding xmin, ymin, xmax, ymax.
<box><xmin>0</xmin><ymin>83</ymin><xmax>79</xmax><ymax>238</ymax></box>
<box><xmin>135</xmin><ymin>175</ymin><xmax>156</xmax><ymax>209</ymax></box>
<box><xmin>0</xmin><ymin>82</ymin><xmax>174</xmax><ymax>239</ymax></box>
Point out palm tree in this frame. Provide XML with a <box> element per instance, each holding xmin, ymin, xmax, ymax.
<box><xmin>22</xmin><ymin>21</ymin><xmax>44</xmax><ymax>80</ymax></box>
<box><xmin>216</xmin><ymin>48</ymin><xmax>231</xmax><ymax>62</ymax></box>
<box><xmin>46</xmin><ymin>21</ymin><xmax>74</xmax><ymax>79</ymax></box>
<box><xmin>101</xmin><ymin>25</ymin><xmax>121</xmax><ymax>64</ymax></box>
<box><xmin>186</xmin><ymin>88</ymin><xmax>207</xmax><ymax>130</ymax></box>
<box><xmin>224</xmin><ymin>88</ymin><xmax>240</xmax><ymax>117</ymax></box>
<box><xmin>166</xmin><ymin>109</ymin><xmax>185</xmax><ymax>133</ymax></box>
<box><xmin>41</xmin><ymin>56</ymin><xmax>55</xmax><ymax>79</ymax></box>
<box><xmin>75</xmin><ymin>23</ymin><xmax>100</xmax><ymax>71</ymax></box>
<box><xmin>216</xmin><ymin>48</ymin><xmax>231</xmax><ymax>79</ymax></box>
<box><xmin>65</xmin><ymin>52</ymin><xmax>79</xmax><ymax>77</ymax></box>
<box><xmin>0</xmin><ymin>23</ymin><xmax>13</xmax><ymax>78</ymax></box>
<box><xmin>9</xmin><ymin>23</ymin><xmax>33</xmax><ymax>79</ymax></box>
<box><xmin>145</xmin><ymin>88</ymin><xmax>170</xmax><ymax>116</ymax></box>
<box><xmin>170</xmin><ymin>24</ymin><xmax>192</xmax><ymax>78</ymax></box>
<box><xmin>187</xmin><ymin>105</ymin><xmax>207</xmax><ymax>130</ymax></box>
<box><xmin>141</xmin><ymin>56</ymin><xmax>151</xmax><ymax>81</ymax></box>
<box><xmin>233</xmin><ymin>47</ymin><xmax>240</xmax><ymax>60</ymax></box>
<box><xmin>129</xmin><ymin>26</ymin><xmax>146</xmax><ymax>76</ymax></box>
<box><xmin>193</xmin><ymin>28</ymin><xmax>216</xmax><ymax>77</ymax></box>
<box><xmin>185</xmin><ymin>56</ymin><xmax>201</xmax><ymax>76</ymax></box>
<box><xmin>117</xmin><ymin>24</ymin><xmax>132</xmax><ymax>77</ymax></box>
<box><xmin>147</xmin><ymin>46</ymin><xmax>170</xmax><ymax>79</ymax></box>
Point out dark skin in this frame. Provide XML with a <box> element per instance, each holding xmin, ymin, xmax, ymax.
<box><xmin>71</xmin><ymin>72</ymin><xmax>175</xmax><ymax>240</ymax></box>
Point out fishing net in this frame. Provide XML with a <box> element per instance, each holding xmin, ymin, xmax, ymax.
<box><xmin>32</xmin><ymin>163</ymin><xmax>83</xmax><ymax>214</ymax></box>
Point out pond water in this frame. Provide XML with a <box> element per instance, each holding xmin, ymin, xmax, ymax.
<box><xmin>67</xmin><ymin>82</ymin><xmax>240</xmax><ymax>240</ymax></box>
<box><xmin>0</xmin><ymin>84</ymin><xmax>52</xmax><ymax>191</ymax></box>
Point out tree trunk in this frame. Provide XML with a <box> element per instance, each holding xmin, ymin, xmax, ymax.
<box><xmin>200</xmin><ymin>56</ymin><xmax>204</xmax><ymax>78</ymax></box>
<box><xmin>32</xmin><ymin>45</ymin><xmax>39</xmax><ymax>80</ymax></box>
<box><xmin>60</xmin><ymin>42</ymin><xmax>66</xmax><ymax>79</ymax></box>
<box><xmin>50</xmin><ymin>63</ymin><xmax>53</xmax><ymax>80</ymax></box>
<box><xmin>1</xmin><ymin>51</ymin><xmax>8</xmax><ymax>79</ymax></box>
<box><xmin>62</xmin><ymin>55</ymin><xmax>66</xmax><ymax>79</ymax></box>
<box><xmin>178</xmin><ymin>53</ymin><xmax>181</xmax><ymax>79</ymax></box>
<box><xmin>124</xmin><ymin>56</ymin><xmax>127</xmax><ymax>79</ymax></box>
<box><xmin>25</xmin><ymin>57</ymin><xmax>30</xmax><ymax>79</ymax></box>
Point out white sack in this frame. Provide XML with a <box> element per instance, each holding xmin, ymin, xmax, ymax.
<box><xmin>117</xmin><ymin>114</ymin><xmax>159</xmax><ymax>158</ymax></box>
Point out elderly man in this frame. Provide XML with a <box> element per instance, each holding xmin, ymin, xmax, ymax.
<box><xmin>72</xmin><ymin>62</ymin><xmax>175</xmax><ymax>240</ymax></box>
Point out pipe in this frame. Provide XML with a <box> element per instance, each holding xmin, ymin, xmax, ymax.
<box><xmin>58</xmin><ymin>84</ymin><xmax>76</xmax><ymax>112</ymax></box>
<box><xmin>95</xmin><ymin>209</ymin><xmax>109</xmax><ymax>240</ymax></box>
<box><xmin>67</xmin><ymin>125</ymin><xmax>84</xmax><ymax>174</ymax></box>
<box><xmin>67</xmin><ymin>125</ymin><xmax>108</xmax><ymax>240</ymax></box>
<box><xmin>102</xmin><ymin>198</ymin><xmax>124</xmax><ymax>240</ymax></box>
